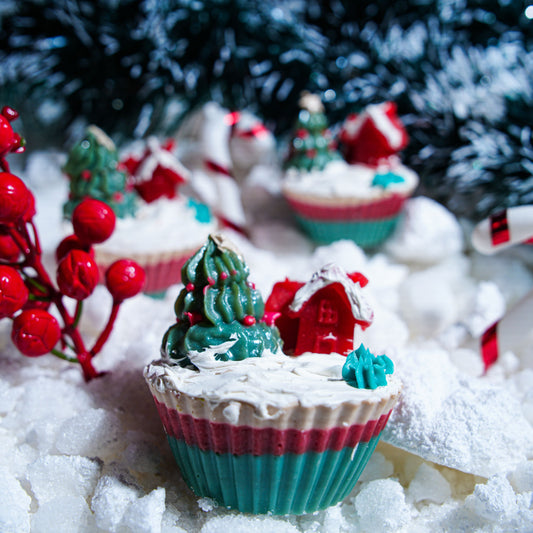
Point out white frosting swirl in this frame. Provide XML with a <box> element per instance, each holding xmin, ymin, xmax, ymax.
<box><xmin>283</xmin><ymin>160</ymin><xmax>418</xmax><ymax>200</ymax></box>
<box><xmin>96</xmin><ymin>196</ymin><xmax>217</xmax><ymax>255</ymax></box>
<box><xmin>145</xmin><ymin>349</ymin><xmax>401</xmax><ymax>417</ymax></box>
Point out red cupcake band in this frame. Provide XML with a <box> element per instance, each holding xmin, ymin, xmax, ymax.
<box><xmin>286</xmin><ymin>194</ymin><xmax>407</xmax><ymax>221</ymax></box>
<box><xmin>154</xmin><ymin>398</ymin><xmax>392</xmax><ymax>456</ymax></box>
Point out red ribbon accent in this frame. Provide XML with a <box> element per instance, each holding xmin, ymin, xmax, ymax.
<box><xmin>218</xmin><ymin>215</ymin><xmax>249</xmax><ymax>238</ymax></box>
<box><xmin>481</xmin><ymin>321</ymin><xmax>499</xmax><ymax>372</ymax></box>
<box><xmin>205</xmin><ymin>160</ymin><xmax>233</xmax><ymax>177</ymax></box>
<box><xmin>235</xmin><ymin>123</ymin><xmax>269</xmax><ymax>139</ymax></box>
<box><xmin>224</xmin><ymin>111</ymin><xmax>241</xmax><ymax>126</ymax></box>
<box><xmin>490</xmin><ymin>210</ymin><xmax>510</xmax><ymax>246</ymax></box>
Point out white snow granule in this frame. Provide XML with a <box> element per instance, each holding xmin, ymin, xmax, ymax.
<box><xmin>353</xmin><ymin>479</ymin><xmax>412</xmax><ymax>532</ymax></box>
<box><xmin>0</xmin><ymin>467</ymin><xmax>32</xmax><ymax>533</ymax></box>
<box><xmin>27</xmin><ymin>455</ymin><xmax>101</xmax><ymax>505</ymax></box>
<box><xmin>407</xmin><ymin>463</ymin><xmax>452</xmax><ymax>505</ymax></box>
<box><xmin>200</xmin><ymin>514</ymin><xmax>301</xmax><ymax>533</ymax></box>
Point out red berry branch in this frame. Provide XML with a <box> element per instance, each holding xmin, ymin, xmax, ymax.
<box><xmin>0</xmin><ymin>109</ymin><xmax>146</xmax><ymax>381</ymax></box>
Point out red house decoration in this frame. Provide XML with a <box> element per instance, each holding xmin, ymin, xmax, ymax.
<box><xmin>121</xmin><ymin>137</ymin><xmax>190</xmax><ymax>203</ymax></box>
<box><xmin>338</xmin><ymin>101</ymin><xmax>409</xmax><ymax>168</ymax></box>
<box><xmin>265</xmin><ymin>264</ymin><xmax>374</xmax><ymax>356</ymax></box>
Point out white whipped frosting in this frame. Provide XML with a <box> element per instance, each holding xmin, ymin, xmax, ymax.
<box><xmin>96</xmin><ymin>196</ymin><xmax>217</xmax><ymax>255</ymax></box>
<box><xmin>283</xmin><ymin>160</ymin><xmax>418</xmax><ymax>200</ymax></box>
<box><xmin>145</xmin><ymin>349</ymin><xmax>401</xmax><ymax>418</ymax></box>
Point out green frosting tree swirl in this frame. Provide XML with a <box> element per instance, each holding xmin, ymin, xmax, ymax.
<box><xmin>285</xmin><ymin>92</ymin><xmax>342</xmax><ymax>172</ymax></box>
<box><xmin>162</xmin><ymin>234</ymin><xmax>282</xmax><ymax>367</ymax></box>
<box><xmin>63</xmin><ymin>125</ymin><xmax>137</xmax><ymax>219</ymax></box>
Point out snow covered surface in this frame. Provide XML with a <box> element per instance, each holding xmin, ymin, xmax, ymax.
<box><xmin>1</xmin><ymin>152</ymin><xmax>533</xmax><ymax>532</ymax></box>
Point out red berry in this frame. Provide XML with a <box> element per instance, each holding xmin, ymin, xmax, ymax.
<box><xmin>11</xmin><ymin>308</ymin><xmax>61</xmax><ymax>357</ymax></box>
<box><xmin>72</xmin><ymin>199</ymin><xmax>116</xmax><ymax>244</ymax></box>
<box><xmin>0</xmin><ymin>172</ymin><xmax>30</xmax><ymax>223</ymax></box>
<box><xmin>55</xmin><ymin>234</ymin><xmax>93</xmax><ymax>263</ymax></box>
<box><xmin>243</xmin><ymin>315</ymin><xmax>256</xmax><ymax>326</ymax></box>
<box><xmin>0</xmin><ymin>228</ymin><xmax>20</xmax><ymax>261</ymax></box>
<box><xmin>22</xmin><ymin>190</ymin><xmax>36</xmax><ymax>222</ymax></box>
<box><xmin>56</xmin><ymin>250</ymin><xmax>99</xmax><ymax>301</ymax></box>
<box><xmin>0</xmin><ymin>265</ymin><xmax>28</xmax><ymax>318</ymax></box>
<box><xmin>105</xmin><ymin>259</ymin><xmax>145</xmax><ymax>301</ymax></box>
<box><xmin>1</xmin><ymin>106</ymin><xmax>19</xmax><ymax>122</ymax></box>
<box><xmin>0</xmin><ymin>115</ymin><xmax>16</xmax><ymax>158</ymax></box>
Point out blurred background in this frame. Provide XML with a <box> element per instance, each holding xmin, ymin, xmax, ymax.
<box><xmin>1</xmin><ymin>0</ymin><xmax>532</xmax><ymax>220</ymax></box>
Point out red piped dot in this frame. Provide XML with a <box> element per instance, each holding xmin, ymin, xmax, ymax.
<box><xmin>220</xmin><ymin>272</ymin><xmax>228</xmax><ymax>280</ymax></box>
<box><xmin>186</xmin><ymin>283</ymin><xmax>194</xmax><ymax>292</ymax></box>
<box><xmin>230</xmin><ymin>270</ymin><xmax>237</xmax><ymax>276</ymax></box>
<box><xmin>207</xmin><ymin>277</ymin><xmax>215</xmax><ymax>285</ymax></box>
<box><xmin>243</xmin><ymin>315</ymin><xmax>256</xmax><ymax>326</ymax></box>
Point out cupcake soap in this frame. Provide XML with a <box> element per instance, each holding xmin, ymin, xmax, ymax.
<box><xmin>282</xmin><ymin>97</ymin><xmax>418</xmax><ymax>248</ymax></box>
<box><xmin>144</xmin><ymin>234</ymin><xmax>401</xmax><ymax>514</ymax></box>
<box><xmin>63</xmin><ymin>128</ymin><xmax>217</xmax><ymax>294</ymax></box>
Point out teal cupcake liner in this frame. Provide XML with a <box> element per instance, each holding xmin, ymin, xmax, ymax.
<box><xmin>167</xmin><ymin>434</ymin><xmax>383</xmax><ymax>515</ymax></box>
<box><xmin>294</xmin><ymin>214</ymin><xmax>401</xmax><ymax>248</ymax></box>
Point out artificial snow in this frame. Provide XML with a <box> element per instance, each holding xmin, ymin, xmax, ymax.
<box><xmin>384</xmin><ymin>196</ymin><xmax>464</xmax><ymax>264</ymax></box>
<box><xmin>353</xmin><ymin>479</ymin><xmax>412</xmax><ymax>531</ymax></box>
<box><xmin>1</xmin><ymin>154</ymin><xmax>533</xmax><ymax>532</ymax></box>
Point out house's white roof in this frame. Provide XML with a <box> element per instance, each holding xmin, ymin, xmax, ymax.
<box><xmin>343</xmin><ymin>103</ymin><xmax>404</xmax><ymax>149</ymax></box>
<box><xmin>289</xmin><ymin>264</ymin><xmax>374</xmax><ymax>325</ymax></box>
<box><xmin>133</xmin><ymin>136</ymin><xmax>191</xmax><ymax>184</ymax></box>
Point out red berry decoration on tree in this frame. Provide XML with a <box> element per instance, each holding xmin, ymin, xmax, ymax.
<box><xmin>105</xmin><ymin>259</ymin><xmax>146</xmax><ymax>302</ymax></box>
<box><xmin>57</xmin><ymin>249</ymin><xmax>99</xmax><ymax>301</ymax></box>
<box><xmin>0</xmin><ymin>172</ymin><xmax>30</xmax><ymax>223</ymax></box>
<box><xmin>11</xmin><ymin>309</ymin><xmax>61</xmax><ymax>357</ymax></box>
<box><xmin>72</xmin><ymin>198</ymin><xmax>116</xmax><ymax>244</ymax></box>
<box><xmin>0</xmin><ymin>265</ymin><xmax>28</xmax><ymax>318</ymax></box>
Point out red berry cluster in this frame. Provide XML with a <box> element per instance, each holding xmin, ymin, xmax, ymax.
<box><xmin>0</xmin><ymin>110</ymin><xmax>146</xmax><ymax>380</ymax></box>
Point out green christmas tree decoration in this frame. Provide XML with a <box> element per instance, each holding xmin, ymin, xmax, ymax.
<box><xmin>63</xmin><ymin>126</ymin><xmax>137</xmax><ymax>219</ymax></box>
<box><xmin>162</xmin><ymin>233</ymin><xmax>281</xmax><ymax>368</ymax></box>
<box><xmin>285</xmin><ymin>92</ymin><xmax>343</xmax><ymax>173</ymax></box>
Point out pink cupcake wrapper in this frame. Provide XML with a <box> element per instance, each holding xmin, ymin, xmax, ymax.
<box><xmin>285</xmin><ymin>193</ymin><xmax>409</xmax><ymax>220</ymax></box>
<box><xmin>96</xmin><ymin>248</ymin><xmax>198</xmax><ymax>293</ymax></box>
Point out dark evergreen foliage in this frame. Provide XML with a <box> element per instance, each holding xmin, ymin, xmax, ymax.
<box><xmin>1</xmin><ymin>0</ymin><xmax>532</xmax><ymax>219</ymax></box>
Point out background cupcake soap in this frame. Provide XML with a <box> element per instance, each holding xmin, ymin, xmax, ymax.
<box><xmin>63</xmin><ymin>127</ymin><xmax>217</xmax><ymax>295</ymax></box>
<box><xmin>282</xmin><ymin>95</ymin><xmax>418</xmax><ymax>248</ymax></box>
